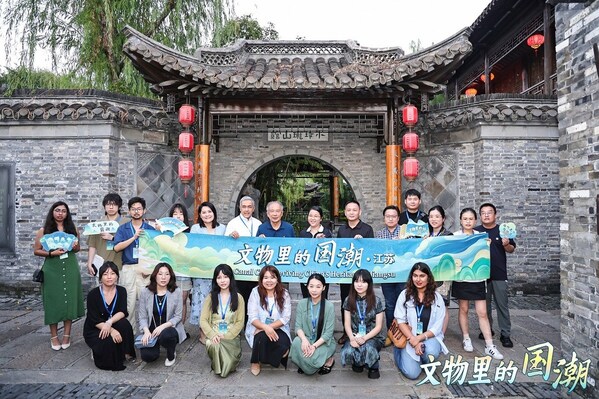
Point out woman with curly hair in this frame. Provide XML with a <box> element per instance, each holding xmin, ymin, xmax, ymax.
<box><xmin>393</xmin><ymin>262</ymin><xmax>448</xmax><ymax>380</ymax></box>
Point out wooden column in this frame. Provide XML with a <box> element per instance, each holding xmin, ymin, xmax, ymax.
<box><xmin>386</xmin><ymin>99</ymin><xmax>401</xmax><ymax>207</ymax></box>
<box><xmin>332</xmin><ymin>175</ymin><xmax>339</xmax><ymax>218</ymax></box>
<box><xmin>484</xmin><ymin>49</ymin><xmax>490</xmax><ymax>95</ymax></box>
<box><xmin>195</xmin><ymin>144</ymin><xmax>210</xmax><ymax>206</ymax></box>
<box><xmin>543</xmin><ymin>3</ymin><xmax>553</xmax><ymax>95</ymax></box>
<box><xmin>194</xmin><ymin>97</ymin><xmax>210</xmax><ymax>222</ymax></box>
<box><xmin>386</xmin><ymin>145</ymin><xmax>401</xmax><ymax>207</ymax></box>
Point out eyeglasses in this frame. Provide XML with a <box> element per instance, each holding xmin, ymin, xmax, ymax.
<box><xmin>130</xmin><ymin>207</ymin><xmax>144</xmax><ymax>212</ymax></box>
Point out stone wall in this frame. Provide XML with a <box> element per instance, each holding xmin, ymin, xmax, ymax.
<box><xmin>555</xmin><ymin>2</ymin><xmax>599</xmax><ymax>396</ymax></box>
<box><xmin>0</xmin><ymin>94</ymin><xmax>175</xmax><ymax>294</ymax></box>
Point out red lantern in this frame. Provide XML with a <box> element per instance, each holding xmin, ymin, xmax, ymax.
<box><xmin>402</xmin><ymin>105</ymin><xmax>418</xmax><ymax>127</ymax></box>
<box><xmin>465</xmin><ymin>88</ymin><xmax>477</xmax><ymax>97</ymax></box>
<box><xmin>402</xmin><ymin>132</ymin><xmax>419</xmax><ymax>154</ymax></box>
<box><xmin>178</xmin><ymin>131</ymin><xmax>194</xmax><ymax>154</ymax></box>
<box><xmin>178</xmin><ymin>159</ymin><xmax>194</xmax><ymax>184</ymax></box>
<box><xmin>178</xmin><ymin>105</ymin><xmax>196</xmax><ymax>128</ymax></box>
<box><xmin>527</xmin><ymin>34</ymin><xmax>545</xmax><ymax>50</ymax></box>
<box><xmin>403</xmin><ymin>158</ymin><xmax>419</xmax><ymax>181</ymax></box>
<box><xmin>480</xmin><ymin>73</ymin><xmax>494</xmax><ymax>82</ymax></box>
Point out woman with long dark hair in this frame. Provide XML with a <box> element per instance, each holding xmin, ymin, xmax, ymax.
<box><xmin>33</xmin><ymin>201</ymin><xmax>85</xmax><ymax>351</ymax></box>
<box><xmin>393</xmin><ymin>262</ymin><xmax>448</xmax><ymax>380</ymax></box>
<box><xmin>200</xmin><ymin>264</ymin><xmax>245</xmax><ymax>377</ymax></box>
<box><xmin>190</xmin><ymin>201</ymin><xmax>227</xmax><ymax>343</ymax></box>
<box><xmin>165</xmin><ymin>204</ymin><xmax>192</xmax><ymax>324</ymax></box>
<box><xmin>340</xmin><ymin>269</ymin><xmax>385</xmax><ymax>379</ymax></box>
<box><xmin>245</xmin><ymin>265</ymin><xmax>291</xmax><ymax>375</ymax></box>
<box><xmin>83</xmin><ymin>261</ymin><xmax>135</xmax><ymax>370</ymax></box>
<box><xmin>138</xmin><ymin>262</ymin><xmax>187</xmax><ymax>366</ymax></box>
<box><xmin>290</xmin><ymin>273</ymin><xmax>336</xmax><ymax>375</ymax></box>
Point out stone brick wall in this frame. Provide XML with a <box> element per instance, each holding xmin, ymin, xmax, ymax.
<box><xmin>427</xmin><ymin>120</ymin><xmax>560</xmax><ymax>295</ymax></box>
<box><xmin>0</xmin><ymin>115</ymin><xmax>172</xmax><ymax>295</ymax></box>
<box><xmin>555</xmin><ymin>2</ymin><xmax>599</xmax><ymax>395</ymax></box>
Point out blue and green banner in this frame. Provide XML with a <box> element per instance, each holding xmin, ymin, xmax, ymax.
<box><xmin>138</xmin><ymin>231</ymin><xmax>490</xmax><ymax>283</ymax></box>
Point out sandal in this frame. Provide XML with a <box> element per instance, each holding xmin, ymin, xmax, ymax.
<box><xmin>51</xmin><ymin>336</ymin><xmax>61</xmax><ymax>351</ymax></box>
<box><xmin>61</xmin><ymin>334</ymin><xmax>71</xmax><ymax>350</ymax></box>
<box><xmin>318</xmin><ymin>359</ymin><xmax>335</xmax><ymax>375</ymax></box>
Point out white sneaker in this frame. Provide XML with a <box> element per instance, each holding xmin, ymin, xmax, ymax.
<box><xmin>165</xmin><ymin>352</ymin><xmax>176</xmax><ymax>367</ymax></box>
<box><xmin>485</xmin><ymin>345</ymin><xmax>504</xmax><ymax>360</ymax></box>
<box><xmin>462</xmin><ymin>338</ymin><xmax>473</xmax><ymax>352</ymax></box>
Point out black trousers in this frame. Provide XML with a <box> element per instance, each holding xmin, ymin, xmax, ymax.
<box><xmin>250</xmin><ymin>329</ymin><xmax>291</xmax><ymax>368</ymax></box>
<box><xmin>140</xmin><ymin>326</ymin><xmax>179</xmax><ymax>362</ymax></box>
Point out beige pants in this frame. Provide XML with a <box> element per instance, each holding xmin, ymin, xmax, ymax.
<box><xmin>120</xmin><ymin>264</ymin><xmax>149</xmax><ymax>334</ymax></box>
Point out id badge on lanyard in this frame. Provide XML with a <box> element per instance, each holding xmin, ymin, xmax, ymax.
<box><xmin>218</xmin><ymin>321</ymin><xmax>228</xmax><ymax>333</ymax></box>
<box><xmin>106</xmin><ymin>241</ymin><xmax>115</xmax><ymax>251</ymax></box>
<box><xmin>416</xmin><ymin>304</ymin><xmax>424</xmax><ymax>334</ymax></box>
<box><xmin>132</xmin><ymin>246</ymin><xmax>139</xmax><ymax>259</ymax></box>
<box><xmin>59</xmin><ymin>252</ymin><xmax>69</xmax><ymax>260</ymax></box>
<box><xmin>358</xmin><ymin>321</ymin><xmax>367</xmax><ymax>336</ymax></box>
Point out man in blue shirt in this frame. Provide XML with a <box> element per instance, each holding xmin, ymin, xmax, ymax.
<box><xmin>114</xmin><ymin>196</ymin><xmax>155</xmax><ymax>332</ymax></box>
<box><xmin>256</xmin><ymin>200</ymin><xmax>295</xmax><ymax>237</ymax></box>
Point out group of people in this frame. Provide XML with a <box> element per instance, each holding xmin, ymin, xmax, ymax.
<box><xmin>33</xmin><ymin>188</ymin><xmax>516</xmax><ymax>379</ymax></box>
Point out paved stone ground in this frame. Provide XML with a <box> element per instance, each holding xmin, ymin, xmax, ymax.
<box><xmin>0</xmin><ymin>287</ymin><xmax>582</xmax><ymax>398</ymax></box>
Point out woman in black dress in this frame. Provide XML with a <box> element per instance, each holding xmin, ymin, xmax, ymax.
<box><xmin>83</xmin><ymin>261</ymin><xmax>135</xmax><ymax>370</ymax></box>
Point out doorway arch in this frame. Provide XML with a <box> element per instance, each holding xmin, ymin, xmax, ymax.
<box><xmin>228</xmin><ymin>150</ymin><xmax>363</xmax><ymax>233</ymax></box>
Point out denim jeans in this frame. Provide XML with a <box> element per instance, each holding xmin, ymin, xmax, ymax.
<box><xmin>381</xmin><ymin>282</ymin><xmax>405</xmax><ymax>329</ymax></box>
<box><xmin>393</xmin><ymin>338</ymin><xmax>441</xmax><ymax>380</ymax></box>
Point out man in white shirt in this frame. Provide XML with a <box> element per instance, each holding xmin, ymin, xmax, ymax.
<box><xmin>225</xmin><ymin>196</ymin><xmax>262</xmax><ymax>312</ymax></box>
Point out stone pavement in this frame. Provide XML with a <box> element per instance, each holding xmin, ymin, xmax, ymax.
<box><xmin>0</xmin><ymin>286</ymin><xmax>580</xmax><ymax>399</ymax></box>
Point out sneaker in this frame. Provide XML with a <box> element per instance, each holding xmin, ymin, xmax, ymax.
<box><xmin>367</xmin><ymin>368</ymin><xmax>380</xmax><ymax>379</ymax></box>
<box><xmin>478</xmin><ymin>330</ymin><xmax>495</xmax><ymax>340</ymax></box>
<box><xmin>500</xmin><ymin>335</ymin><xmax>514</xmax><ymax>348</ymax></box>
<box><xmin>164</xmin><ymin>352</ymin><xmax>176</xmax><ymax>367</ymax></box>
<box><xmin>485</xmin><ymin>345</ymin><xmax>504</xmax><ymax>360</ymax></box>
<box><xmin>462</xmin><ymin>338</ymin><xmax>473</xmax><ymax>352</ymax></box>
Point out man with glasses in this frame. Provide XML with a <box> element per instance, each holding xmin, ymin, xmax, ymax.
<box><xmin>114</xmin><ymin>197</ymin><xmax>155</xmax><ymax>332</ymax></box>
<box><xmin>474</xmin><ymin>203</ymin><xmax>516</xmax><ymax>348</ymax></box>
<box><xmin>375</xmin><ymin>205</ymin><xmax>403</xmax><ymax>346</ymax></box>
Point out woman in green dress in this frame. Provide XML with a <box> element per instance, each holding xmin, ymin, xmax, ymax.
<box><xmin>200</xmin><ymin>264</ymin><xmax>245</xmax><ymax>377</ymax></box>
<box><xmin>33</xmin><ymin>201</ymin><xmax>85</xmax><ymax>351</ymax></box>
<box><xmin>290</xmin><ymin>273</ymin><xmax>336</xmax><ymax>375</ymax></box>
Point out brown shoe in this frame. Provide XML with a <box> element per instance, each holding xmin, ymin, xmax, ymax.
<box><xmin>337</xmin><ymin>333</ymin><xmax>348</xmax><ymax>345</ymax></box>
<box><xmin>250</xmin><ymin>363</ymin><xmax>261</xmax><ymax>376</ymax></box>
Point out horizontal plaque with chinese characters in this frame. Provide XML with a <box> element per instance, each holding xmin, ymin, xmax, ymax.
<box><xmin>267</xmin><ymin>128</ymin><xmax>329</xmax><ymax>142</ymax></box>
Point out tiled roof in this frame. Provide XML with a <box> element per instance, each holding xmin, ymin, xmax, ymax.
<box><xmin>123</xmin><ymin>26</ymin><xmax>472</xmax><ymax>96</ymax></box>
<box><xmin>0</xmin><ymin>90</ymin><xmax>170</xmax><ymax>129</ymax></box>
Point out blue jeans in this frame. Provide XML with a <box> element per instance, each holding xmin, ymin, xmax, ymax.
<box><xmin>381</xmin><ymin>282</ymin><xmax>405</xmax><ymax>329</ymax></box>
<box><xmin>393</xmin><ymin>338</ymin><xmax>441</xmax><ymax>380</ymax></box>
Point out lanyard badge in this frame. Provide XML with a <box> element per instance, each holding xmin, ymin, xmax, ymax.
<box><xmin>416</xmin><ymin>304</ymin><xmax>424</xmax><ymax>335</ymax></box>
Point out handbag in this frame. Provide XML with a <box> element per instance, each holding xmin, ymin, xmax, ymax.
<box><xmin>32</xmin><ymin>268</ymin><xmax>44</xmax><ymax>283</ymax></box>
<box><xmin>134</xmin><ymin>334</ymin><xmax>157</xmax><ymax>349</ymax></box>
<box><xmin>387</xmin><ymin>319</ymin><xmax>408</xmax><ymax>349</ymax></box>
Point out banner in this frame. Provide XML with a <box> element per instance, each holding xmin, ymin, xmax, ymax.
<box><xmin>138</xmin><ymin>231</ymin><xmax>489</xmax><ymax>284</ymax></box>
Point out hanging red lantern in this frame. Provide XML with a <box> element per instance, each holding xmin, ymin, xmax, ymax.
<box><xmin>178</xmin><ymin>159</ymin><xmax>194</xmax><ymax>184</ymax></box>
<box><xmin>178</xmin><ymin>105</ymin><xmax>196</xmax><ymax>128</ymax></box>
<box><xmin>480</xmin><ymin>73</ymin><xmax>495</xmax><ymax>82</ymax></box>
<box><xmin>402</xmin><ymin>105</ymin><xmax>418</xmax><ymax>127</ymax></box>
<box><xmin>178</xmin><ymin>131</ymin><xmax>194</xmax><ymax>154</ymax></box>
<box><xmin>465</xmin><ymin>88</ymin><xmax>477</xmax><ymax>97</ymax></box>
<box><xmin>527</xmin><ymin>34</ymin><xmax>545</xmax><ymax>50</ymax></box>
<box><xmin>403</xmin><ymin>158</ymin><xmax>419</xmax><ymax>181</ymax></box>
<box><xmin>402</xmin><ymin>132</ymin><xmax>419</xmax><ymax>154</ymax></box>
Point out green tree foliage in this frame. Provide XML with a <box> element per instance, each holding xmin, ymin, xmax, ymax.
<box><xmin>1</xmin><ymin>0</ymin><xmax>233</xmax><ymax>97</ymax></box>
<box><xmin>0</xmin><ymin>67</ymin><xmax>90</xmax><ymax>96</ymax></box>
<box><xmin>212</xmin><ymin>14</ymin><xmax>278</xmax><ymax>47</ymax></box>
